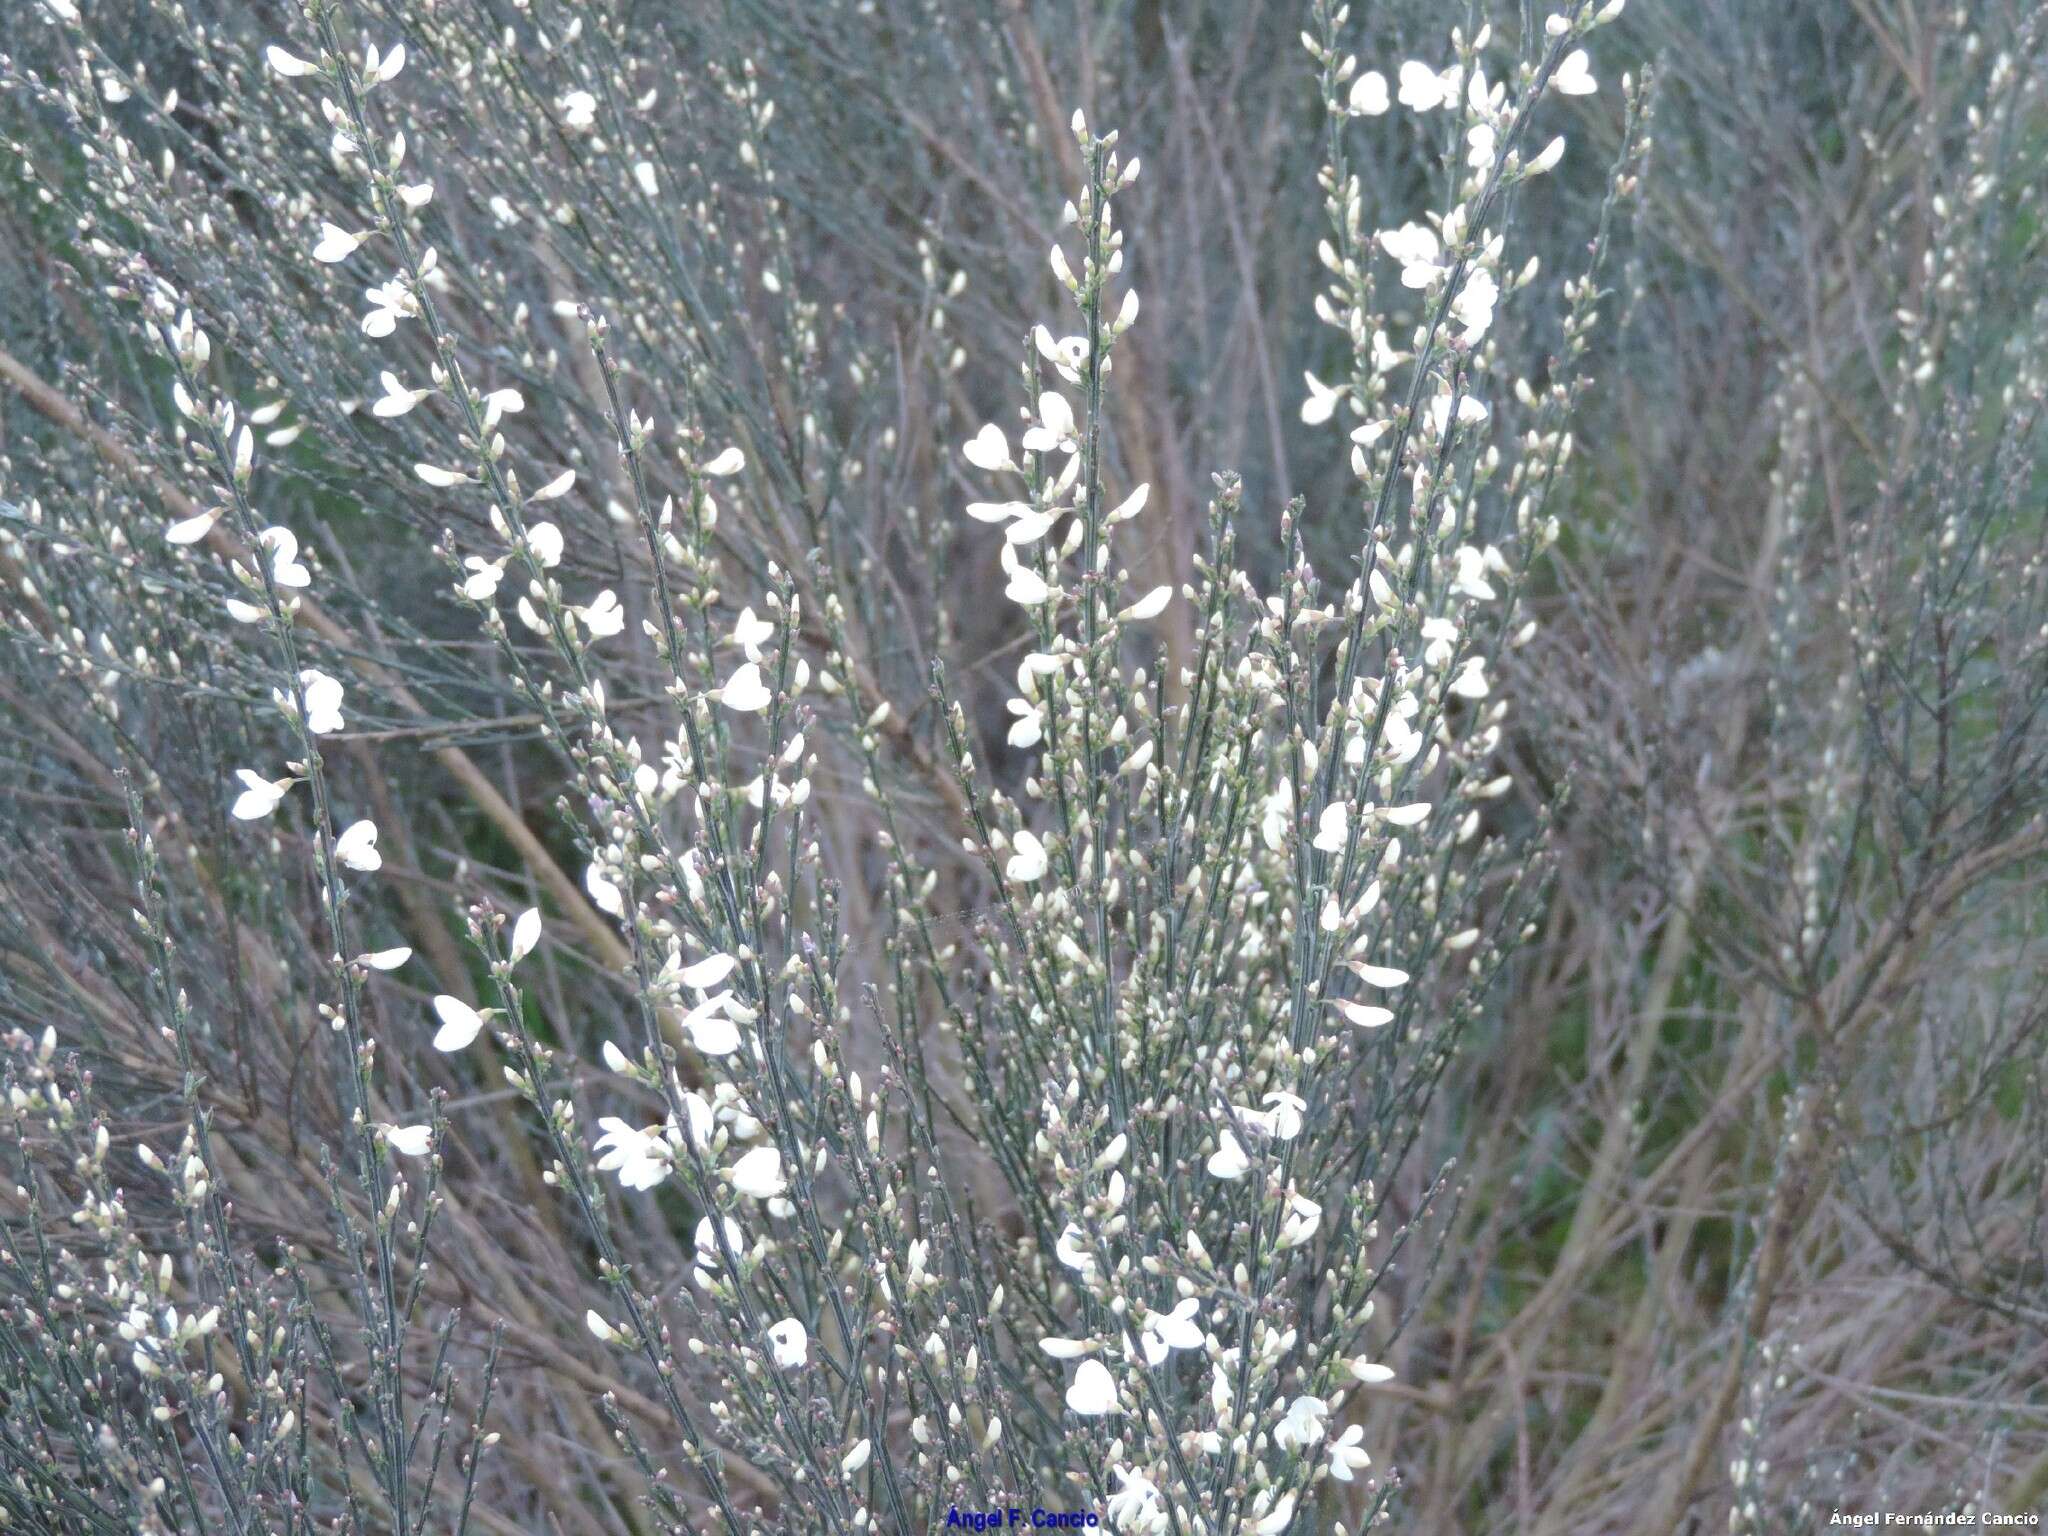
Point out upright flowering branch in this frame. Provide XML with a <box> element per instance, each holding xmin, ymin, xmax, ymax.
<box><xmin>142</xmin><ymin>286</ymin><xmax>468</xmax><ymax>1532</ymax></box>
<box><xmin>923</xmin><ymin>2</ymin><xmax>1640</xmax><ymax>1530</ymax></box>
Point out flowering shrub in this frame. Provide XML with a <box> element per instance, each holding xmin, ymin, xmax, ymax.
<box><xmin>3</xmin><ymin>0</ymin><xmax>2044</xmax><ymax>1531</ymax></box>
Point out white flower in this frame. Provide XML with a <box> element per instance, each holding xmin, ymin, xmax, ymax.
<box><xmin>385</xmin><ymin>1123</ymin><xmax>433</xmax><ymax>1157</ymax></box>
<box><xmin>1467</xmin><ymin>119</ymin><xmax>1498</xmax><ymax>172</ymax></box>
<box><xmin>585</xmin><ymin>1310</ymin><xmax>619</xmax><ymax>1344</ymax></box>
<box><xmin>577</xmin><ymin>589</ymin><xmax>625</xmax><ymax>639</ymax></box>
<box><xmin>165</xmin><ymin>508</ymin><xmax>221</xmax><ymax>544</ymax></box>
<box><xmin>1006</xmin><ymin>697</ymin><xmax>1045</xmax><ymax>749</ymax></box>
<box><xmin>841</xmin><ymin>1439</ymin><xmax>872</xmax><ymax>1475</ymax></box>
<box><xmin>1350</xmin><ymin>961</ymin><xmax>1410</xmax><ymax>990</ymax></box>
<box><xmin>1139</xmin><ymin>1297</ymin><xmax>1204</xmax><ymax>1366</ymax></box>
<box><xmin>364</xmin><ymin>41</ymin><xmax>406</xmax><ymax>85</ymax></box>
<box><xmin>595</xmin><ymin>1118</ymin><xmax>672</xmax><ymax>1190</ymax></box>
<box><xmin>729</xmin><ymin>1145</ymin><xmax>787</xmax><ymax>1200</ymax></box>
<box><xmin>1252</xmin><ymin>1493</ymin><xmax>1296</xmax><ymax>1536</ymax></box>
<box><xmin>1106</xmin><ymin>1468</ymin><xmax>1166</xmax><ymax>1533</ymax></box>
<box><xmin>680</xmin><ymin>1091</ymin><xmax>715</xmax><ymax>1149</ymax></box>
<box><xmin>1312</xmin><ymin>802</ymin><xmax>1349</xmax><ymax>852</ymax></box>
<box><xmin>681</xmin><ymin>992</ymin><xmax>743</xmax><ymax>1057</ymax></box>
<box><xmin>963</xmin><ymin>423</ymin><xmax>1014</xmax><ymax>472</ymax></box>
<box><xmin>585</xmin><ymin>862</ymin><xmax>625</xmax><ymax>916</ymax></box>
<box><xmin>297</xmin><ymin>669</ymin><xmax>345</xmax><ymax>734</ymax></box>
<box><xmin>1378</xmin><ymin>222</ymin><xmax>1443</xmax><ymax>288</ymax></box>
<box><xmin>1038</xmin><ymin>1336</ymin><xmax>1096</xmax><ymax>1360</ymax></box>
<box><xmin>1527</xmin><ymin>135</ymin><xmax>1567</xmax><ymax>176</ymax></box>
<box><xmin>1330</xmin><ymin>1423</ymin><xmax>1374</xmax><ymax>1481</ymax></box>
<box><xmin>528</xmin><ymin>469</ymin><xmax>576</xmax><ymax>503</ymax></box>
<box><xmin>1348</xmin><ymin>1355</ymin><xmax>1396</xmax><ymax>1385</ymax></box>
<box><xmin>1452</xmin><ymin>268</ymin><xmax>1500</xmax><ymax>342</ymax></box>
<box><xmin>332</xmin><ymin>819</ymin><xmax>381</xmax><ymax>872</ymax></box>
<box><xmin>1331</xmin><ymin>998</ymin><xmax>1394</xmax><ymax>1030</ymax></box>
<box><xmin>1397</xmin><ymin>60</ymin><xmax>1452</xmax><ymax>111</ymax></box>
<box><xmin>312</xmin><ymin>224</ymin><xmax>365</xmax><ymax>263</ymax></box>
<box><xmin>1300</xmin><ymin>371</ymin><xmax>1347</xmax><ymax>426</ymax></box>
<box><xmin>1005</xmin><ymin>829</ymin><xmax>1048</xmax><ymax>883</ymax></box>
<box><xmin>266</xmin><ymin>45</ymin><xmax>318</xmax><ymax>77</ymax></box>
<box><xmin>718</xmin><ymin>662</ymin><xmax>772</xmax><ymax>713</ymax></box>
<box><xmin>702</xmin><ymin>446</ymin><xmax>746</xmax><ymax>477</ymax></box>
<box><xmin>358</xmin><ymin>946</ymin><xmax>411</xmax><ymax>971</ymax></box>
<box><xmin>413</xmin><ymin>462</ymin><xmax>469</xmax><ymax>488</ymax></box>
<box><xmin>1421</xmin><ymin>615</ymin><xmax>1460</xmax><ymax>669</ymax></box>
<box><xmin>259</xmin><ymin>526</ymin><xmax>311</xmax><ymax>587</ymax></box>
<box><xmin>766</xmin><ymin>1317</ymin><xmax>808</xmax><ymax>1368</ymax></box>
<box><xmin>1065</xmin><ymin>1358</ymin><xmax>1118</xmax><ymax>1416</ymax></box>
<box><xmin>1379</xmin><ymin>801</ymin><xmax>1432</xmax><ymax>827</ymax></box>
<box><xmin>1107</xmin><ymin>483</ymin><xmax>1151</xmax><ymax>524</ymax></box>
<box><xmin>1237</xmin><ymin>1091</ymin><xmax>1307</xmax><ymax>1142</ymax></box>
<box><xmin>371</xmin><ymin>371</ymin><xmax>429</xmax><ymax>418</ymax></box>
<box><xmin>229</xmin><ymin>770</ymin><xmax>292</xmax><ymax>821</ymax></box>
<box><xmin>1054</xmin><ymin>1222</ymin><xmax>1096</xmax><ymax>1278</ymax></box>
<box><xmin>1450</xmin><ymin>544</ymin><xmax>1498</xmax><ymax>601</ymax></box>
<box><xmin>509</xmin><ymin>907</ymin><xmax>542</xmax><ymax>964</ymax></box>
<box><xmin>680</xmin><ymin>953</ymin><xmax>738</xmax><ymax>991</ymax></box>
<box><xmin>1450</xmin><ymin>656</ymin><xmax>1491</xmax><ymax>699</ymax></box>
<box><xmin>1553</xmin><ymin>47</ymin><xmax>1597</xmax><ymax>96</ymax></box>
<box><xmin>969</xmin><ymin>493</ymin><xmax>1029</xmax><ymax>524</ymax></box>
<box><xmin>1117</xmin><ymin>585</ymin><xmax>1173</xmax><ymax>623</ymax></box>
<box><xmin>430</xmin><ymin>995</ymin><xmax>485</xmax><ymax>1052</ymax></box>
<box><xmin>1206</xmin><ymin>1128</ymin><xmax>1252</xmax><ymax>1180</ymax></box>
<box><xmin>479</xmin><ymin>388</ymin><xmax>523</xmax><ymax>427</ymax></box>
<box><xmin>694</xmin><ymin>1214</ymin><xmax>747</xmax><ymax>1262</ymax></box>
<box><xmin>632</xmin><ymin>160</ymin><xmax>659</xmax><ymax>197</ymax></box>
<box><xmin>1426</xmin><ymin>392</ymin><xmax>1490</xmax><ymax>437</ymax></box>
<box><xmin>728</xmin><ymin>607</ymin><xmax>776</xmax><ymax>661</ymax></box>
<box><xmin>1261</xmin><ymin>777</ymin><xmax>1294</xmax><ymax>851</ymax></box>
<box><xmin>1278</xmin><ymin>1192</ymin><xmax>1322</xmax><ymax>1249</ymax></box>
<box><xmin>521</xmin><ymin>521</ymin><xmax>563</xmax><ymax>569</ymax></box>
<box><xmin>1348</xmin><ymin>70</ymin><xmax>1390</xmax><ymax>116</ymax></box>
<box><xmin>361</xmin><ymin>278</ymin><xmax>416</xmax><ymax>336</ymax></box>
<box><xmin>999</xmin><ymin>509</ymin><xmax>1058</xmax><ymax>546</ymax></box>
<box><xmin>1274</xmin><ymin>1393</ymin><xmax>1328</xmax><ymax>1452</ymax></box>
<box><xmin>999</xmin><ymin>543</ymin><xmax>1052</xmax><ymax>606</ymax></box>
<box><xmin>1020</xmin><ymin>391</ymin><xmax>1077</xmax><ymax>454</ymax></box>
<box><xmin>558</xmin><ymin>90</ymin><xmax>598</xmax><ymax>129</ymax></box>
<box><xmin>1211</xmin><ymin>1363</ymin><xmax>1234</xmax><ymax>1417</ymax></box>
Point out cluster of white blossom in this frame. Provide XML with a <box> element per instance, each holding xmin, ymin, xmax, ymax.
<box><xmin>7</xmin><ymin>0</ymin><xmax>1629</xmax><ymax>1524</ymax></box>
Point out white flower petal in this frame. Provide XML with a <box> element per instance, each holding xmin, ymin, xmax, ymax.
<box><xmin>1065</xmin><ymin>1359</ymin><xmax>1118</xmax><ymax>1416</ymax></box>
<box><xmin>509</xmin><ymin>907</ymin><xmax>543</xmax><ymax>964</ymax></box>
<box><xmin>962</xmin><ymin>424</ymin><xmax>1012</xmax><ymax>472</ymax></box>
<box><xmin>718</xmin><ymin>662</ymin><xmax>772</xmax><ymax>713</ymax></box>
<box><xmin>164</xmin><ymin>509</ymin><xmax>221</xmax><ymax>545</ymax></box>
<box><xmin>312</xmin><ymin>224</ymin><xmax>364</xmax><ymax>263</ymax></box>
<box><xmin>332</xmin><ymin>819</ymin><xmax>381</xmax><ymax>872</ymax></box>
<box><xmin>431</xmin><ymin>995</ymin><xmax>485</xmax><ymax>1052</ymax></box>
<box><xmin>679</xmin><ymin>953</ymin><xmax>738</xmax><ymax>991</ymax></box>
<box><xmin>1005</xmin><ymin>829</ymin><xmax>1048</xmax><ymax>883</ymax></box>
<box><xmin>1117</xmin><ymin>585</ymin><xmax>1172</xmax><ymax>623</ymax></box>
<box><xmin>729</xmin><ymin>1146</ymin><xmax>787</xmax><ymax>1200</ymax></box>
<box><xmin>266</xmin><ymin>45</ymin><xmax>318</xmax><ymax>78</ymax></box>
